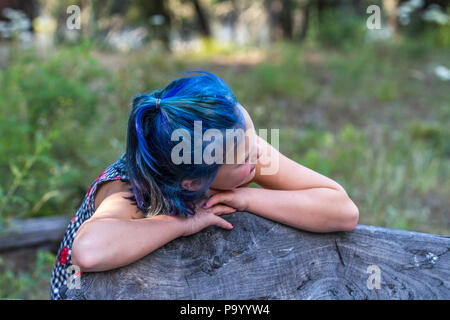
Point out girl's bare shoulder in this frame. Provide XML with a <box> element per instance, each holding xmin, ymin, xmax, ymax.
<box><xmin>93</xmin><ymin>180</ymin><xmax>144</xmax><ymax>220</ymax></box>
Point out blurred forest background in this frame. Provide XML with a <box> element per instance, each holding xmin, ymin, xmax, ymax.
<box><xmin>0</xmin><ymin>0</ymin><xmax>449</xmax><ymax>299</ymax></box>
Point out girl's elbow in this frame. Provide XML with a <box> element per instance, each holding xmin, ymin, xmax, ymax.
<box><xmin>72</xmin><ymin>252</ymin><xmax>96</xmax><ymax>272</ymax></box>
<box><xmin>71</xmin><ymin>235</ymin><xmax>100</xmax><ymax>272</ymax></box>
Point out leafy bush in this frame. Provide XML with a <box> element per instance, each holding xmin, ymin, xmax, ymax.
<box><xmin>313</xmin><ymin>7</ymin><xmax>366</xmax><ymax>49</ymax></box>
<box><xmin>279</xmin><ymin>124</ymin><xmax>448</xmax><ymax>234</ymax></box>
<box><xmin>0</xmin><ymin>44</ymin><xmax>113</xmax><ymax>224</ymax></box>
<box><xmin>0</xmin><ymin>250</ymin><xmax>55</xmax><ymax>299</ymax></box>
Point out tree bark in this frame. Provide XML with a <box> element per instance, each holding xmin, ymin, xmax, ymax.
<box><xmin>61</xmin><ymin>211</ymin><xmax>450</xmax><ymax>300</ymax></box>
<box><xmin>296</xmin><ymin>0</ymin><xmax>311</xmax><ymax>42</ymax></box>
<box><xmin>192</xmin><ymin>0</ymin><xmax>211</xmax><ymax>36</ymax></box>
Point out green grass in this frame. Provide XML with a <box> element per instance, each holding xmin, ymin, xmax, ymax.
<box><xmin>0</xmin><ymin>250</ymin><xmax>56</xmax><ymax>299</ymax></box>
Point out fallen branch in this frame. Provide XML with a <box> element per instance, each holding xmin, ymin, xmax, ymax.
<box><xmin>60</xmin><ymin>211</ymin><xmax>449</xmax><ymax>300</ymax></box>
<box><xmin>0</xmin><ymin>216</ymin><xmax>70</xmax><ymax>252</ymax></box>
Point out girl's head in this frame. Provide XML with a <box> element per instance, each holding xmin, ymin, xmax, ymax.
<box><xmin>125</xmin><ymin>71</ymin><xmax>250</xmax><ymax>217</ymax></box>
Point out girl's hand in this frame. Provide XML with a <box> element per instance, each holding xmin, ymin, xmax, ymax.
<box><xmin>203</xmin><ymin>188</ymin><xmax>251</xmax><ymax>212</ymax></box>
<box><xmin>178</xmin><ymin>202</ymin><xmax>235</xmax><ymax>237</ymax></box>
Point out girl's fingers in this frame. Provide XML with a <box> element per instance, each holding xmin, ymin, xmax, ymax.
<box><xmin>204</xmin><ymin>192</ymin><xmax>232</xmax><ymax>208</ymax></box>
<box><xmin>210</xmin><ymin>205</ymin><xmax>236</xmax><ymax>215</ymax></box>
<box><xmin>213</xmin><ymin>215</ymin><xmax>234</xmax><ymax>230</ymax></box>
<box><xmin>208</xmin><ymin>188</ymin><xmax>222</xmax><ymax>196</ymax></box>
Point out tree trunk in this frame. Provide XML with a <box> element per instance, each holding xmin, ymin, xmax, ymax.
<box><xmin>280</xmin><ymin>0</ymin><xmax>294</xmax><ymax>39</ymax></box>
<box><xmin>383</xmin><ymin>0</ymin><xmax>399</xmax><ymax>37</ymax></box>
<box><xmin>61</xmin><ymin>211</ymin><xmax>450</xmax><ymax>300</ymax></box>
<box><xmin>264</xmin><ymin>0</ymin><xmax>295</xmax><ymax>41</ymax></box>
<box><xmin>192</xmin><ymin>0</ymin><xmax>211</xmax><ymax>37</ymax></box>
<box><xmin>295</xmin><ymin>0</ymin><xmax>311</xmax><ymax>42</ymax></box>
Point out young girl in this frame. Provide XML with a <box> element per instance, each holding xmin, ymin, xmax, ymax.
<box><xmin>50</xmin><ymin>71</ymin><xmax>358</xmax><ymax>300</ymax></box>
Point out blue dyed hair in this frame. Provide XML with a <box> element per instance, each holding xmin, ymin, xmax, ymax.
<box><xmin>124</xmin><ymin>71</ymin><xmax>246</xmax><ymax>217</ymax></box>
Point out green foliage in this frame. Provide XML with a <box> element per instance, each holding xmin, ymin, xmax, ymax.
<box><xmin>312</xmin><ymin>7</ymin><xmax>367</xmax><ymax>49</ymax></box>
<box><xmin>0</xmin><ymin>250</ymin><xmax>56</xmax><ymax>299</ymax></box>
<box><xmin>280</xmin><ymin>124</ymin><xmax>447</xmax><ymax>233</ymax></box>
<box><xmin>408</xmin><ymin>121</ymin><xmax>449</xmax><ymax>154</ymax></box>
<box><xmin>0</xmin><ymin>44</ymin><xmax>112</xmax><ymax>224</ymax></box>
<box><xmin>433</xmin><ymin>23</ymin><xmax>450</xmax><ymax>47</ymax></box>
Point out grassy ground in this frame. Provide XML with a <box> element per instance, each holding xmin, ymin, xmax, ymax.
<box><xmin>0</xmin><ymin>35</ymin><xmax>448</xmax><ymax>299</ymax></box>
<box><xmin>0</xmin><ymin>248</ymin><xmax>55</xmax><ymax>299</ymax></box>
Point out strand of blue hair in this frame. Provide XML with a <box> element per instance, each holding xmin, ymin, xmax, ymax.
<box><xmin>124</xmin><ymin>71</ymin><xmax>246</xmax><ymax>217</ymax></box>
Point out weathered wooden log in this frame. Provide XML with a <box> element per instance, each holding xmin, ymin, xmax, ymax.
<box><xmin>0</xmin><ymin>216</ymin><xmax>70</xmax><ymax>252</ymax></box>
<box><xmin>61</xmin><ymin>211</ymin><xmax>450</xmax><ymax>300</ymax></box>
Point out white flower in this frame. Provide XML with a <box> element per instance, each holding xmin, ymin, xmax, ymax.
<box><xmin>434</xmin><ymin>65</ymin><xmax>450</xmax><ymax>81</ymax></box>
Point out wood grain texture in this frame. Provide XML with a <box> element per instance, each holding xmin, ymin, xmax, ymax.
<box><xmin>61</xmin><ymin>212</ymin><xmax>450</xmax><ymax>300</ymax></box>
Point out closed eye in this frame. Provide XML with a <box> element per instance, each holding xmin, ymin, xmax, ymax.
<box><xmin>240</xmin><ymin>154</ymin><xmax>250</xmax><ymax>166</ymax></box>
<box><xmin>234</xmin><ymin>154</ymin><xmax>249</xmax><ymax>167</ymax></box>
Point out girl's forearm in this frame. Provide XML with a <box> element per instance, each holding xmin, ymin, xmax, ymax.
<box><xmin>71</xmin><ymin>214</ymin><xmax>186</xmax><ymax>272</ymax></box>
<box><xmin>244</xmin><ymin>187</ymin><xmax>359</xmax><ymax>233</ymax></box>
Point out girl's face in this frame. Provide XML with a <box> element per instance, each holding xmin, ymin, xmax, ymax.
<box><xmin>181</xmin><ymin>103</ymin><xmax>260</xmax><ymax>191</ymax></box>
<box><xmin>209</xmin><ymin>134</ymin><xmax>261</xmax><ymax>190</ymax></box>
<box><xmin>209</xmin><ymin>103</ymin><xmax>261</xmax><ymax>190</ymax></box>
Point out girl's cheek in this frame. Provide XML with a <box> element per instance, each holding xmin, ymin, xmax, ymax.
<box><xmin>232</xmin><ymin>167</ymin><xmax>247</xmax><ymax>185</ymax></box>
<box><xmin>241</xmin><ymin>163</ymin><xmax>252</xmax><ymax>178</ymax></box>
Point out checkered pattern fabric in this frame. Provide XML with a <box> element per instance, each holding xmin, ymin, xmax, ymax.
<box><xmin>50</xmin><ymin>153</ymin><xmax>130</xmax><ymax>300</ymax></box>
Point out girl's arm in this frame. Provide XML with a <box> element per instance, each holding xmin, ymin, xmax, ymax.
<box><xmin>72</xmin><ymin>191</ymin><xmax>234</xmax><ymax>272</ymax></box>
<box><xmin>71</xmin><ymin>191</ymin><xmax>185</xmax><ymax>272</ymax></box>
<box><xmin>206</xmin><ymin>134</ymin><xmax>359</xmax><ymax>233</ymax></box>
<box><xmin>251</xmin><ymin>134</ymin><xmax>359</xmax><ymax>232</ymax></box>
<box><xmin>205</xmin><ymin>105</ymin><xmax>359</xmax><ymax>233</ymax></box>
<box><xmin>243</xmin><ymin>187</ymin><xmax>358</xmax><ymax>233</ymax></box>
